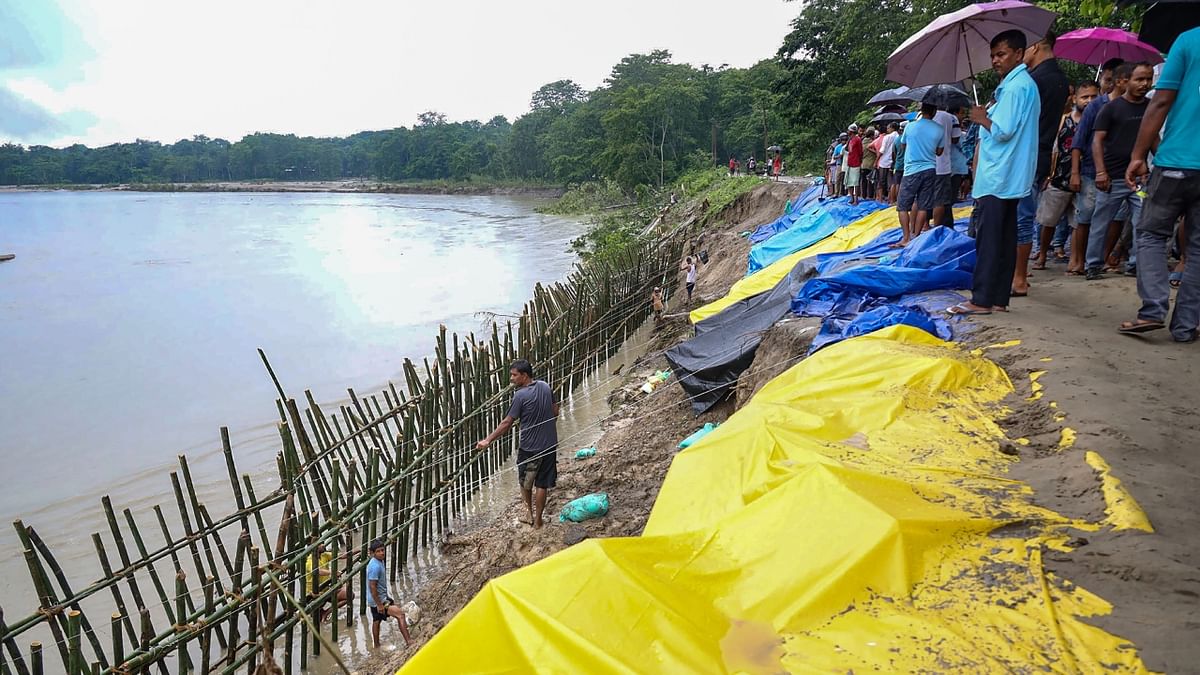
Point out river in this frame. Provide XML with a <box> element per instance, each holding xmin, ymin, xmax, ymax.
<box><xmin>0</xmin><ymin>189</ymin><xmax>599</xmax><ymax>666</ymax></box>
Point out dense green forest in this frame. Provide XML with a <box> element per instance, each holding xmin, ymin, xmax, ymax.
<box><xmin>0</xmin><ymin>1</ymin><xmax>1134</xmax><ymax>191</ymax></box>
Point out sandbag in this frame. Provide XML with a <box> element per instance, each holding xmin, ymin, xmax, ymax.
<box><xmin>678</xmin><ymin>423</ymin><xmax>719</xmax><ymax>449</ymax></box>
<box><xmin>558</xmin><ymin>493</ymin><xmax>609</xmax><ymax>523</ymax></box>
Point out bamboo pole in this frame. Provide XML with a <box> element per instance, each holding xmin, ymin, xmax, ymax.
<box><xmin>0</xmin><ymin>608</ymin><xmax>29</xmax><ymax>675</ymax></box>
<box><xmin>28</xmin><ymin>642</ymin><xmax>40</xmax><ymax>675</ymax></box>
<box><xmin>120</xmin><ymin>510</ymin><xmax>181</xmax><ymax>627</ymax></box>
<box><xmin>173</xmin><ymin>573</ymin><xmax>187</xmax><ymax>675</ymax></box>
<box><xmin>21</xmin><ymin>526</ymin><xmax>108</xmax><ymax>669</ymax></box>
<box><xmin>66</xmin><ymin>611</ymin><xmax>81</xmax><ymax>675</ymax></box>
<box><xmin>20</xmin><ymin>543</ymin><xmax>69</xmax><ymax>670</ymax></box>
<box><xmin>112</xmin><ymin>613</ymin><xmax>124</xmax><ymax>670</ymax></box>
<box><xmin>246</xmin><ymin>548</ymin><xmax>260</xmax><ymax>675</ymax></box>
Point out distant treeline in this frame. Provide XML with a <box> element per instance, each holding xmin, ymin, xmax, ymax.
<box><xmin>0</xmin><ymin>1</ymin><xmax>1133</xmax><ymax>191</ymax></box>
<box><xmin>0</xmin><ymin>52</ymin><xmax>792</xmax><ymax>190</ymax></box>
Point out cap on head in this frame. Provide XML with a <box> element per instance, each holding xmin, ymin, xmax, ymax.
<box><xmin>848</xmin><ymin>123</ymin><xmax>859</xmax><ymax>132</ymax></box>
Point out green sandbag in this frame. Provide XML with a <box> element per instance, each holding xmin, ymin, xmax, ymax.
<box><xmin>559</xmin><ymin>493</ymin><xmax>609</xmax><ymax>523</ymax></box>
<box><xmin>678</xmin><ymin>422</ymin><xmax>719</xmax><ymax>449</ymax></box>
<box><xmin>574</xmin><ymin>446</ymin><xmax>596</xmax><ymax>459</ymax></box>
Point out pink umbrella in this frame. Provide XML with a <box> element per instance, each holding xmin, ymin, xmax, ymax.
<box><xmin>1055</xmin><ymin>27</ymin><xmax>1164</xmax><ymax>66</ymax></box>
<box><xmin>887</xmin><ymin>0</ymin><xmax>1057</xmax><ymax>101</ymax></box>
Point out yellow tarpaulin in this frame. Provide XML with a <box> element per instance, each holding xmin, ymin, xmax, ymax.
<box><xmin>690</xmin><ymin>207</ymin><xmax>973</xmax><ymax>324</ymax></box>
<box><xmin>401</xmin><ymin>326</ymin><xmax>1149</xmax><ymax>674</ymax></box>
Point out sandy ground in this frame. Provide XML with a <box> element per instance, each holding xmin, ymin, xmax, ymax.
<box><xmin>972</xmin><ymin>269</ymin><xmax>1200</xmax><ymax>673</ymax></box>
<box><xmin>371</xmin><ymin>186</ymin><xmax>1199</xmax><ymax>673</ymax></box>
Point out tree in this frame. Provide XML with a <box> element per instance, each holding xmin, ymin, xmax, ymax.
<box><xmin>530</xmin><ymin>80</ymin><xmax>586</xmax><ymax>112</ymax></box>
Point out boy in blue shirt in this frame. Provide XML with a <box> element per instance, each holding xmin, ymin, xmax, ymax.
<box><xmin>367</xmin><ymin>538</ymin><xmax>412</xmax><ymax>648</ymax></box>
<box><xmin>1122</xmin><ymin>26</ymin><xmax>1200</xmax><ymax>342</ymax></box>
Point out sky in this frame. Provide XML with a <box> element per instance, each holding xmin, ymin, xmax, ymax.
<box><xmin>0</xmin><ymin>0</ymin><xmax>800</xmax><ymax>148</ymax></box>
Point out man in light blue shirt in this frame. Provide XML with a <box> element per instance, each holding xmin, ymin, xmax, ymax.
<box><xmin>949</xmin><ymin>29</ymin><xmax>1041</xmax><ymax>315</ymax></box>
<box><xmin>1123</xmin><ymin>26</ymin><xmax>1200</xmax><ymax>342</ymax></box>
<box><xmin>894</xmin><ymin>104</ymin><xmax>945</xmax><ymax>247</ymax></box>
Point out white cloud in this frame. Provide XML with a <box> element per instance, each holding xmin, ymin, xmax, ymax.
<box><xmin>4</xmin><ymin>0</ymin><xmax>800</xmax><ymax>147</ymax></box>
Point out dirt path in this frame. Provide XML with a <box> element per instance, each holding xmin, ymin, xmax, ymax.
<box><xmin>964</xmin><ymin>269</ymin><xmax>1200</xmax><ymax>673</ymax></box>
<box><xmin>373</xmin><ymin>189</ymin><xmax>1198</xmax><ymax>673</ymax></box>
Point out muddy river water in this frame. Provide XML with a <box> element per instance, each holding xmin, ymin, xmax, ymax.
<box><xmin>0</xmin><ymin>190</ymin><xmax>656</xmax><ymax>671</ymax></box>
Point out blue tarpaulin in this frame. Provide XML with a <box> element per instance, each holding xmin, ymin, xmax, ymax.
<box><xmin>808</xmin><ymin>291</ymin><xmax>967</xmax><ymax>353</ymax></box>
<box><xmin>791</xmin><ymin>226</ymin><xmax>977</xmax><ymax>352</ymax></box>
<box><xmin>748</xmin><ymin>198</ymin><xmax>887</xmax><ymax>274</ymax></box>
<box><xmin>748</xmin><ymin>185</ymin><xmax>827</xmax><ymax>244</ymax></box>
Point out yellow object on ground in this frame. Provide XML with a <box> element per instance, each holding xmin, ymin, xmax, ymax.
<box><xmin>1086</xmin><ymin>451</ymin><xmax>1154</xmax><ymax>533</ymax></box>
<box><xmin>401</xmin><ymin>326</ymin><xmax>1149</xmax><ymax>674</ymax></box>
<box><xmin>690</xmin><ymin>207</ymin><xmax>972</xmax><ymax>323</ymax></box>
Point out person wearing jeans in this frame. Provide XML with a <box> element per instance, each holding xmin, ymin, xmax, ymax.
<box><xmin>1123</xmin><ymin>27</ymin><xmax>1200</xmax><ymax>342</ymax></box>
<box><xmin>1086</xmin><ymin>184</ymin><xmax>1141</xmax><ymax>274</ymax></box>
<box><xmin>1086</xmin><ymin>62</ymin><xmax>1153</xmax><ymax>279</ymax></box>
<box><xmin>1070</xmin><ymin>59</ymin><xmax>1125</xmax><ymax>276</ymax></box>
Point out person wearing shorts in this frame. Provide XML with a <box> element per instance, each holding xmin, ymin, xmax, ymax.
<box><xmin>894</xmin><ymin>105</ymin><xmax>945</xmax><ymax>246</ymax></box>
<box><xmin>366</xmin><ymin>538</ymin><xmax>412</xmax><ymax>648</ymax></box>
<box><xmin>477</xmin><ymin>359</ymin><xmax>559</xmax><ymax>528</ymax></box>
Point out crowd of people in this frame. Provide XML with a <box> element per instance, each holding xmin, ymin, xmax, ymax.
<box><xmin>821</xmin><ymin>26</ymin><xmax>1198</xmax><ymax>342</ymax></box>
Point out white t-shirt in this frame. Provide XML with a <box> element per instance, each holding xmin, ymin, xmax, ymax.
<box><xmin>878</xmin><ymin>132</ymin><xmax>898</xmax><ymax>169</ymax></box>
<box><xmin>686</xmin><ymin>263</ymin><xmax>697</xmax><ymax>284</ymax></box>
<box><xmin>933</xmin><ymin>110</ymin><xmax>956</xmax><ymax>176</ymax></box>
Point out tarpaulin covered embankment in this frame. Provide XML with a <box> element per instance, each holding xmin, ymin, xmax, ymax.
<box><xmin>747</xmin><ymin>184</ymin><xmax>832</xmax><ymax>243</ymax></box>
<box><xmin>747</xmin><ymin>197</ymin><xmax>887</xmax><ymax>274</ymax></box>
<box><xmin>400</xmin><ymin>326</ymin><xmax>1149</xmax><ymax>674</ymax></box>
<box><xmin>691</xmin><ymin>206</ymin><xmax>973</xmax><ymax>324</ymax></box>
<box><xmin>667</xmin><ymin>215</ymin><xmax>973</xmax><ymax>414</ymax></box>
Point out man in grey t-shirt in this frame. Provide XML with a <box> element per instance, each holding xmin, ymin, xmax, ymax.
<box><xmin>477</xmin><ymin>359</ymin><xmax>559</xmax><ymax>528</ymax></box>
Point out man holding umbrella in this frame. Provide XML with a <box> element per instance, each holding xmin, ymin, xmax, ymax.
<box><xmin>949</xmin><ymin>29</ymin><xmax>1042</xmax><ymax>315</ymax></box>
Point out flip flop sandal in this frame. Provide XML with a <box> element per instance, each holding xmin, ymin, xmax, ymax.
<box><xmin>1031</xmin><ymin>262</ymin><xmax>1048</xmax><ymax>270</ymax></box>
<box><xmin>947</xmin><ymin>303</ymin><xmax>992</xmax><ymax>316</ymax></box>
<box><xmin>1066</xmin><ymin>269</ymin><xmax>1085</xmax><ymax>276</ymax></box>
<box><xmin>1010</xmin><ymin>290</ymin><xmax>1029</xmax><ymax>297</ymax></box>
<box><xmin>1118</xmin><ymin>320</ymin><xmax>1165</xmax><ymax>334</ymax></box>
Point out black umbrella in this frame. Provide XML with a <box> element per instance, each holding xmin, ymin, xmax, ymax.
<box><xmin>909</xmin><ymin>83</ymin><xmax>971</xmax><ymax>110</ymax></box>
<box><xmin>1121</xmin><ymin>0</ymin><xmax>1200</xmax><ymax>52</ymax></box>
<box><xmin>866</xmin><ymin>86</ymin><xmax>912</xmax><ymax>106</ymax></box>
<box><xmin>871</xmin><ymin>112</ymin><xmax>906</xmax><ymax>123</ymax></box>
<box><xmin>875</xmin><ymin>104</ymin><xmax>908</xmax><ymax>115</ymax></box>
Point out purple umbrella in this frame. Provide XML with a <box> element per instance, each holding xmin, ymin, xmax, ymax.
<box><xmin>1055</xmin><ymin>27</ymin><xmax>1164</xmax><ymax>66</ymax></box>
<box><xmin>887</xmin><ymin>0</ymin><xmax>1057</xmax><ymax>101</ymax></box>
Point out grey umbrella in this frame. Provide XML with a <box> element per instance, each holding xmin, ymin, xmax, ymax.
<box><xmin>871</xmin><ymin>112</ymin><xmax>906</xmax><ymax>123</ymax></box>
<box><xmin>866</xmin><ymin>86</ymin><xmax>912</xmax><ymax>107</ymax></box>
<box><xmin>908</xmin><ymin>83</ymin><xmax>971</xmax><ymax>110</ymax></box>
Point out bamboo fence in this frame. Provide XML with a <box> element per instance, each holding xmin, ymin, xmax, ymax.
<box><xmin>0</xmin><ymin>235</ymin><xmax>685</xmax><ymax>675</ymax></box>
